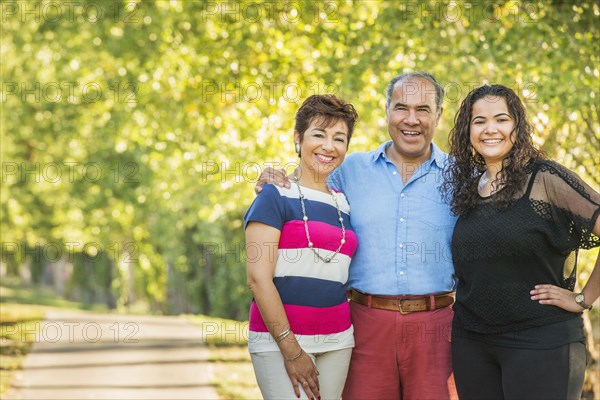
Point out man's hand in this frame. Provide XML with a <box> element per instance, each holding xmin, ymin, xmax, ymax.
<box><xmin>255</xmin><ymin>167</ymin><xmax>291</xmax><ymax>194</ymax></box>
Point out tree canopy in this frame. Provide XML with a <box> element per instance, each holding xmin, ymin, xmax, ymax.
<box><xmin>2</xmin><ymin>0</ymin><xmax>598</xmax><ymax>318</ymax></box>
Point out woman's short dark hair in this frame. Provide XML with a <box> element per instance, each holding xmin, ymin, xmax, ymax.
<box><xmin>294</xmin><ymin>94</ymin><xmax>359</xmax><ymax>144</ymax></box>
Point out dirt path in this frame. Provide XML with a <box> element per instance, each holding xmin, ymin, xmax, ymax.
<box><xmin>6</xmin><ymin>310</ymin><xmax>219</xmax><ymax>399</ymax></box>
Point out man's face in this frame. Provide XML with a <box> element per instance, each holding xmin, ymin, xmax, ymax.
<box><xmin>386</xmin><ymin>78</ymin><xmax>442</xmax><ymax>164</ymax></box>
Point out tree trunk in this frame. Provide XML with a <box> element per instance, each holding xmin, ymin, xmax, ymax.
<box><xmin>199</xmin><ymin>243</ymin><xmax>214</xmax><ymax>315</ymax></box>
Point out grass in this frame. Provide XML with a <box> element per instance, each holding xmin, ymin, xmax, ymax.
<box><xmin>209</xmin><ymin>346</ymin><xmax>262</xmax><ymax>399</ymax></box>
<box><xmin>186</xmin><ymin>314</ymin><xmax>262</xmax><ymax>399</ymax></box>
<box><xmin>0</xmin><ymin>284</ymin><xmax>108</xmax><ymax>312</ymax></box>
<box><xmin>0</xmin><ymin>303</ymin><xmax>45</xmax><ymax>395</ymax></box>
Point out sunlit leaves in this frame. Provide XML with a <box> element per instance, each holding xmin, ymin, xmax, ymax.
<box><xmin>2</xmin><ymin>0</ymin><xmax>597</xmax><ymax>317</ymax></box>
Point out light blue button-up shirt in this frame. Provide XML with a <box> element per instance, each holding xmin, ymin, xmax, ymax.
<box><xmin>329</xmin><ymin>141</ymin><xmax>457</xmax><ymax>295</ymax></box>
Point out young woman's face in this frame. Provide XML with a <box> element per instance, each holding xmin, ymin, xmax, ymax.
<box><xmin>470</xmin><ymin>96</ymin><xmax>516</xmax><ymax>167</ymax></box>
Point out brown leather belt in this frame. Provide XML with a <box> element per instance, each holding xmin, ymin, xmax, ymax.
<box><xmin>351</xmin><ymin>290</ymin><xmax>454</xmax><ymax>314</ymax></box>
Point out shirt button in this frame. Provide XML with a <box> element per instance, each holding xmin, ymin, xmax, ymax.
<box><xmin>400</xmin><ymin>218</ymin><xmax>405</xmax><ymax>223</ymax></box>
<box><xmin>399</xmin><ymin>243</ymin><xmax>404</xmax><ymax>248</ymax></box>
<box><xmin>400</xmin><ymin>271</ymin><xmax>405</xmax><ymax>276</ymax></box>
<box><xmin>400</xmin><ymin>193</ymin><xmax>405</xmax><ymax>198</ymax></box>
<box><xmin>392</xmin><ymin>171</ymin><xmax>397</xmax><ymax>175</ymax></box>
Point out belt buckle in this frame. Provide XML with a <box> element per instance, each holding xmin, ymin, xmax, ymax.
<box><xmin>398</xmin><ymin>299</ymin><xmax>411</xmax><ymax>315</ymax></box>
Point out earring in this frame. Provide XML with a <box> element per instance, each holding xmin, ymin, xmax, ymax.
<box><xmin>295</xmin><ymin>143</ymin><xmax>301</xmax><ymax>157</ymax></box>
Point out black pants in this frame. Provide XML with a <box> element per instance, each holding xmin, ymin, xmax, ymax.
<box><xmin>452</xmin><ymin>336</ymin><xmax>586</xmax><ymax>400</ymax></box>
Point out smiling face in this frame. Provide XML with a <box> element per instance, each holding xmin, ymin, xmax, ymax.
<box><xmin>470</xmin><ymin>96</ymin><xmax>516</xmax><ymax>170</ymax></box>
<box><xmin>386</xmin><ymin>77</ymin><xmax>442</xmax><ymax>165</ymax></box>
<box><xmin>295</xmin><ymin>118</ymin><xmax>349</xmax><ymax>185</ymax></box>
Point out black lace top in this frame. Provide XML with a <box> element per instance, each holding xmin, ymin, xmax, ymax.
<box><xmin>452</xmin><ymin>160</ymin><xmax>600</xmax><ymax>335</ymax></box>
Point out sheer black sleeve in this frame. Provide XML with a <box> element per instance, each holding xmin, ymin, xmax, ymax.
<box><xmin>529</xmin><ymin>161</ymin><xmax>600</xmax><ymax>251</ymax></box>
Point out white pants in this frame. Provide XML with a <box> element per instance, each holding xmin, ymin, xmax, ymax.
<box><xmin>250</xmin><ymin>348</ymin><xmax>352</xmax><ymax>400</ymax></box>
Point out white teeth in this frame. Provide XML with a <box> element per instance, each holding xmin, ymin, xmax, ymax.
<box><xmin>403</xmin><ymin>131</ymin><xmax>420</xmax><ymax>136</ymax></box>
<box><xmin>316</xmin><ymin>154</ymin><xmax>333</xmax><ymax>162</ymax></box>
<box><xmin>483</xmin><ymin>139</ymin><xmax>502</xmax><ymax>143</ymax></box>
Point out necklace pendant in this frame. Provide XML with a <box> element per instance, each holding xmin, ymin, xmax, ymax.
<box><xmin>325</xmin><ymin>257</ymin><xmax>331</xmax><ymax>263</ymax></box>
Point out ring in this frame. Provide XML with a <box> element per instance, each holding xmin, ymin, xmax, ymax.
<box><xmin>302</xmin><ymin>381</ymin><xmax>308</xmax><ymax>385</ymax></box>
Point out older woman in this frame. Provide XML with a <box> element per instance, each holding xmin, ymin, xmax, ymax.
<box><xmin>444</xmin><ymin>84</ymin><xmax>599</xmax><ymax>399</ymax></box>
<box><xmin>245</xmin><ymin>94</ymin><xmax>359</xmax><ymax>399</ymax></box>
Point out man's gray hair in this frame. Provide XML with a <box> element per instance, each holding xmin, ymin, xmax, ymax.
<box><xmin>385</xmin><ymin>72</ymin><xmax>445</xmax><ymax>112</ymax></box>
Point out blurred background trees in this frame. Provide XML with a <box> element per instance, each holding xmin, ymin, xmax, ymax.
<box><xmin>2</xmin><ymin>0</ymin><xmax>598</xmax><ymax>320</ymax></box>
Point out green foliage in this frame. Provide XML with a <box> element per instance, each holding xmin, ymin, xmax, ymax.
<box><xmin>2</xmin><ymin>0</ymin><xmax>598</xmax><ymax>318</ymax></box>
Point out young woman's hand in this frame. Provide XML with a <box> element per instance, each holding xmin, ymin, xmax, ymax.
<box><xmin>530</xmin><ymin>284</ymin><xmax>586</xmax><ymax>312</ymax></box>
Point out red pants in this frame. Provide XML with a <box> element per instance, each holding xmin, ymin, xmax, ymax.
<box><xmin>342</xmin><ymin>301</ymin><xmax>457</xmax><ymax>400</ymax></box>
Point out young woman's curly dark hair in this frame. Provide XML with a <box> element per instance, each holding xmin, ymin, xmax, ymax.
<box><xmin>442</xmin><ymin>84</ymin><xmax>545</xmax><ymax>216</ymax></box>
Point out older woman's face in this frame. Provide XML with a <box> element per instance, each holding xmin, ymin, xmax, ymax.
<box><xmin>295</xmin><ymin>118</ymin><xmax>349</xmax><ymax>180</ymax></box>
<box><xmin>469</xmin><ymin>96</ymin><xmax>516</xmax><ymax>168</ymax></box>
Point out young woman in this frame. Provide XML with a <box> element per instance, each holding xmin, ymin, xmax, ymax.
<box><xmin>245</xmin><ymin>94</ymin><xmax>359</xmax><ymax>399</ymax></box>
<box><xmin>443</xmin><ymin>84</ymin><xmax>599</xmax><ymax>399</ymax></box>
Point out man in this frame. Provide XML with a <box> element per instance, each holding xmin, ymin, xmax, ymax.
<box><xmin>257</xmin><ymin>72</ymin><xmax>457</xmax><ymax>399</ymax></box>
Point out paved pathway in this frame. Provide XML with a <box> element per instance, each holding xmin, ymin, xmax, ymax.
<box><xmin>6</xmin><ymin>310</ymin><xmax>219</xmax><ymax>399</ymax></box>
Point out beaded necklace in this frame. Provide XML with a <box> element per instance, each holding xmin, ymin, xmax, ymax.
<box><xmin>292</xmin><ymin>171</ymin><xmax>346</xmax><ymax>263</ymax></box>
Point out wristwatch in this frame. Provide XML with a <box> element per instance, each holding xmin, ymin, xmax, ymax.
<box><xmin>575</xmin><ymin>293</ymin><xmax>593</xmax><ymax>310</ymax></box>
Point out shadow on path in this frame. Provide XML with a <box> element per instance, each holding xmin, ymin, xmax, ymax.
<box><xmin>6</xmin><ymin>311</ymin><xmax>219</xmax><ymax>400</ymax></box>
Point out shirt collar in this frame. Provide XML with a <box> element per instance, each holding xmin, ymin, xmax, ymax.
<box><xmin>370</xmin><ymin>141</ymin><xmax>391</xmax><ymax>163</ymax></box>
<box><xmin>371</xmin><ymin>140</ymin><xmax>448</xmax><ymax>168</ymax></box>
